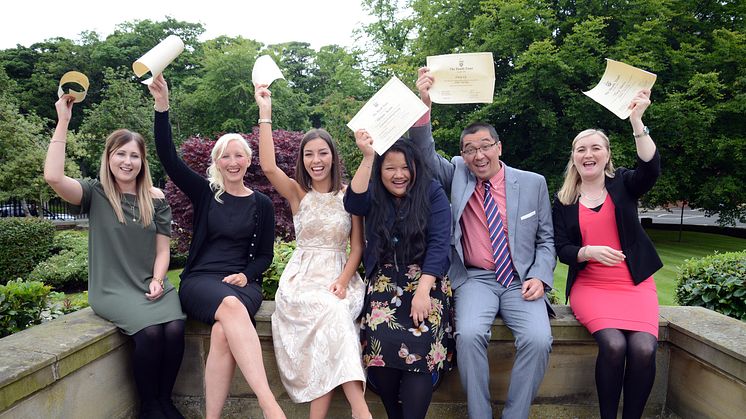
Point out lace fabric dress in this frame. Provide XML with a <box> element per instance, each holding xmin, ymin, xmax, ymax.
<box><xmin>271</xmin><ymin>189</ymin><xmax>366</xmax><ymax>402</ymax></box>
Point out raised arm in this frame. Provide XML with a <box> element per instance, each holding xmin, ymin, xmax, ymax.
<box><xmin>148</xmin><ymin>74</ymin><xmax>207</xmax><ymax>200</ymax></box>
<box><xmin>254</xmin><ymin>84</ymin><xmax>303</xmax><ymax>211</ymax></box>
<box><xmin>410</xmin><ymin>67</ymin><xmax>455</xmax><ymax>194</ymax></box>
<box><xmin>350</xmin><ymin>129</ymin><xmax>376</xmax><ymax>194</ymax></box>
<box><xmin>624</xmin><ymin>89</ymin><xmax>661</xmax><ymax>197</ymax></box>
<box><xmin>44</xmin><ymin>95</ymin><xmax>83</xmax><ymax>205</ymax></box>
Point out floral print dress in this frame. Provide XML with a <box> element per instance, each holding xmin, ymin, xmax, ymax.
<box><xmin>361</xmin><ymin>259</ymin><xmax>454</xmax><ymax>378</ymax></box>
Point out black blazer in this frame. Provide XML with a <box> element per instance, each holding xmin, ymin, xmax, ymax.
<box><xmin>552</xmin><ymin>151</ymin><xmax>663</xmax><ymax>301</ymax></box>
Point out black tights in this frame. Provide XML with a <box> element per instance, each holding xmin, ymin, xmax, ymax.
<box><xmin>593</xmin><ymin>328</ymin><xmax>657</xmax><ymax>419</ymax></box>
<box><xmin>367</xmin><ymin>367</ymin><xmax>432</xmax><ymax>419</ymax></box>
<box><xmin>131</xmin><ymin>319</ymin><xmax>185</xmax><ymax>413</ymax></box>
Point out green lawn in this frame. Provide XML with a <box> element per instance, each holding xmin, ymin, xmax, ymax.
<box><xmin>552</xmin><ymin>229</ymin><xmax>746</xmax><ymax>305</ymax></box>
<box><xmin>167</xmin><ymin>269</ymin><xmax>182</xmax><ymax>289</ymax></box>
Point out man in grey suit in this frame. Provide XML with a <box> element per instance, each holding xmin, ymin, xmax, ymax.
<box><xmin>410</xmin><ymin>68</ymin><xmax>555</xmax><ymax>418</ymax></box>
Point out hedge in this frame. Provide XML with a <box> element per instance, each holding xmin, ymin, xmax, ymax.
<box><xmin>29</xmin><ymin>230</ymin><xmax>88</xmax><ymax>291</ymax></box>
<box><xmin>0</xmin><ymin>217</ymin><xmax>55</xmax><ymax>283</ymax></box>
<box><xmin>0</xmin><ymin>279</ymin><xmax>51</xmax><ymax>337</ymax></box>
<box><xmin>676</xmin><ymin>251</ymin><xmax>746</xmax><ymax>320</ymax></box>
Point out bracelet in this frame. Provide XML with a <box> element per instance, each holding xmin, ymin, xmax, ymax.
<box><xmin>152</xmin><ymin>277</ymin><xmax>164</xmax><ymax>287</ymax></box>
<box><xmin>258</xmin><ymin>118</ymin><xmax>272</xmax><ymax>124</ymax></box>
<box><xmin>50</xmin><ymin>140</ymin><xmax>67</xmax><ymax>145</ymax></box>
<box><xmin>154</xmin><ymin>104</ymin><xmax>170</xmax><ymax>113</ymax></box>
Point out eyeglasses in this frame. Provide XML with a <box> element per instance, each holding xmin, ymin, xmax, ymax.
<box><xmin>461</xmin><ymin>142</ymin><xmax>497</xmax><ymax>157</ymax></box>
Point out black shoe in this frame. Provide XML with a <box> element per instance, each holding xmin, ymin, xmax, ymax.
<box><xmin>139</xmin><ymin>401</ymin><xmax>168</xmax><ymax>419</ymax></box>
<box><xmin>159</xmin><ymin>399</ymin><xmax>186</xmax><ymax>419</ymax></box>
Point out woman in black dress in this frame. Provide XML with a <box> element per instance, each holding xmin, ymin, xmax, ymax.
<box><xmin>148</xmin><ymin>75</ymin><xmax>285</xmax><ymax>419</ymax></box>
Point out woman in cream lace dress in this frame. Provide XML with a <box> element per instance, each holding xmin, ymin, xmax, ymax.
<box><xmin>255</xmin><ymin>84</ymin><xmax>370</xmax><ymax>419</ymax></box>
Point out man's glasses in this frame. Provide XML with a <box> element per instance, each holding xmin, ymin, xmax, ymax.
<box><xmin>461</xmin><ymin>142</ymin><xmax>497</xmax><ymax>157</ymax></box>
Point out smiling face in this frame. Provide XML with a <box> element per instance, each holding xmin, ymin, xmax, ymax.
<box><xmin>380</xmin><ymin>151</ymin><xmax>412</xmax><ymax>198</ymax></box>
<box><xmin>108</xmin><ymin>140</ymin><xmax>142</xmax><ymax>188</ymax></box>
<box><xmin>216</xmin><ymin>139</ymin><xmax>250</xmax><ymax>184</ymax></box>
<box><xmin>572</xmin><ymin>133</ymin><xmax>611</xmax><ymax>181</ymax></box>
<box><xmin>461</xmin><ymin>128</ymin><xmax>502</xmax><ymax>181</ymax></box>
<box><xmin>303</xmin><ymin>137</ymin><xmax>333</xmax><ymax>185</ymax></box>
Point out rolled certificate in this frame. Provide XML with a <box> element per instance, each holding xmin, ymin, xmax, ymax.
<box><xmin>132</xmin><ymin>35</ymin><xmax>185</xmax><ymax>85</ymax></box>
<box><xmin>57</xmin><ymin>71</ymin><xmax>90</xmax><ymax>103</ymax></box>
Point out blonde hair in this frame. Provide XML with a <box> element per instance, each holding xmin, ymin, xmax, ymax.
<box><xmin>99</xmin><ymin>129</ymin><xmax>155</xmax><ymax>226</ymax></box>
<box><xmin>207</xmin><ymin>133</ymin><xmax>253</xmax><ymax>203</ymax></box>
<box><xmin>557</xmin><ymin>129</ymin><xmax>616</xmax><ymax>205</ymax></box>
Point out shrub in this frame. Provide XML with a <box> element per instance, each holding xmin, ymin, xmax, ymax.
<box><xmin>44</xmin><ymin>291</ymin><xmax>89</xmax><ymax>321</ymax></box>
<box><xmin>0</xmin><ymin>218</ymin><xmax>55</xmax><ymax>283</ymax></box>
<box><xmin>29</xmin><ymin>233</ymin><xmax>88</xmax><ymax>291</ymax></box>
<box><xmin>676</xmin><ymin>251</ymin><xmax>746</xmax><ymax>320</ymax></box>
<box><xmin>0</xmin><ymin>279</ymin><xmax>51</xmax><ymax>337</ymax></box>
<box><xmin>262</xmin><ymin>240</ymin><xmax>297</xmax><ymax>300</ymax></box>
<box><xmin>165</xmin><ymin>128</ymin><xmax>346</xmax><ymax>251</ymax></box>
<box><xmin>169</xmin><ymin>238</ymin><xmax>188</xmax><ymax>269</ymax></box>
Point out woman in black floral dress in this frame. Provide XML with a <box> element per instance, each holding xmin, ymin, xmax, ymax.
<box><xmin>345</xmin><ymin>133</ymin><xmax>454</xmax><ymax>419</ymax></box>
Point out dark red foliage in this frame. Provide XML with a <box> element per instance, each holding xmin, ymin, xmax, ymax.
<box><xmin>165</xmin><ymin>127</ymin><xmax>303</xmax><ymax>252</ymax></box>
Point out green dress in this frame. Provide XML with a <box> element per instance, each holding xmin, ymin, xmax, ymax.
<box><xmin>71</xmin><ymin>179</ymin><xmax>185</xmax><ymax>335</ymax></box>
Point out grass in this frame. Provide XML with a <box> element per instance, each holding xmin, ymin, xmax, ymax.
<box><xmin>167</xmin><ymin>269</ymin><xmax>182</xmax><ymax>289</ymax></box>
<box><xmin>552</xmin><ymin>229</ymin><xmax>746</xmax><ymax>305</ymax></box>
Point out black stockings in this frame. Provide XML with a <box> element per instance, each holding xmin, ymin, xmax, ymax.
<box><xmin>593</xmin><ymin>328</ymin><xmax>657</xmax><ymax>419</ymax></box>
<box><xmin>131</xmin><ymin>319</ymin><xmax>185</xmax><ymax>416</ymax></box>
<box><xmin>367</xmin><ymin>366</ymin><xmax>432</xmax><ymax>419</ymax></box>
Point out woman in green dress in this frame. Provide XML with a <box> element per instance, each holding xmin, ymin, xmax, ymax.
<box><xmin>44</xmin><ymin>94</ymin><xmax>186</xmax><ymax>419</ymax></box>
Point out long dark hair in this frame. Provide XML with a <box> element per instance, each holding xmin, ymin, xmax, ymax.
<box><xmin>294</xmin><ymin>128</ymin><xmax>343</xmax><ymax>194</ymax></box>
<box><xmin>369</xmin><ymin>139</ymin><xmax>432</xmax><ymax>264</ymax></box>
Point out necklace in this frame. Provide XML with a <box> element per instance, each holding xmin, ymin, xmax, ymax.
<box><xmin>129</xmin><ymin>198</ymin><xmax>138</xmax><ymax>222</ymax></box>
<box><xmin>581</xmin><ymin>186</ymin><xmax>606</xmax><ymax>202</ymax></box>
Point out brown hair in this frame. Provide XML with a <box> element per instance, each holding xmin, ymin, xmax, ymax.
<box><xmin>294</xmin><ymin>128</ymin><xmax>342</xmax><ymax>194</ymax></box>
<box><xmin>99</xmin><ymin>129</ymin><xmax>155</xmax><ymax>226</ymax></box>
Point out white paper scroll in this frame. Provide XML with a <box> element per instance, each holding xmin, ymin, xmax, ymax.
<box><xmin>252</xmin><ymin>55</ymin><xmax>285</xmax><ymax>87</ymax></box>
<box><xmin>57</xmin><ymin>71</ymin><xmax>90</xmax><ymax>103</ymax></box>
<box><xmin>132</xmin><ymin>35</ymin><xmax>184</xmax><ymax>85</ymax></box>
<box><xmin>583</xmin><ymin>59</ymin><xmax>657</xmax><ymax>119</ymax></box>
<box><xmin>347</xmin><ymin>76</ymin><xmax>429</xmax><ymax>156</ymax></box>
<box><xmin>426</xmin><ymin>52</ymin><xmax>496</xmax><ymax>104</ymax></box>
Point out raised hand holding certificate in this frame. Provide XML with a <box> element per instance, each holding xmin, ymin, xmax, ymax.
<box><xmin>347</xmin><ymin>76</ymin><xmax>429</xmax><ymax>155</ymax></box>
<box><xmin>426</xmin><ymin>52</ymin><xmax>495</xmax><ymax>104</ymax></box>
<box><xmin>583</xmin><ymin>59</ymin><xmax>657</xmax><ymax>119</ymax></box>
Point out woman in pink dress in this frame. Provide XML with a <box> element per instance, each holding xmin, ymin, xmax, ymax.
<box><xmin>552</xmin><ymin>89</ymin><xmax>662</xmax><ymax>419</ymax></box>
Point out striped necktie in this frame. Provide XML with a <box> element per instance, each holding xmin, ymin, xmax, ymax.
<box><xmin>483</xmin><ymin>180</ymin><xmax>514</xmax><ymax>287</ymax></box>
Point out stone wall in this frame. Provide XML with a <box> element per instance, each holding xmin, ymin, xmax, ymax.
<box><xmin>1</xmin><ymin>305</ymin><xmax>744</xmax><ymax>418</ymax></box>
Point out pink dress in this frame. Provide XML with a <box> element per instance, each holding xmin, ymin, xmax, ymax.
<box><xmin>569</xmin><ymin>195</ymin><xmax>659</xmax><ymax>337</ymax></box>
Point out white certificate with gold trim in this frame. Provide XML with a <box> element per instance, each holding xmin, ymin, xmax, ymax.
<box><xmin>584</xmin><ymin>59</ymin><xmax>657</xmax><ymax>119</ymax></box>
<box><xmin>426</xmin><ymin>52</ymin><xmax>495</xmax><ymax>104</ymax></box>
<box><xmin>347</xmin><ymin>76</ymin><xmax>428</xmax><ymax>155</ymax></box>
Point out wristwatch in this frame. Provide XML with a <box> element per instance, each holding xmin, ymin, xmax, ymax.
<box><xmin>633</xmin><ymin>126</ymin><xmax>650</xmax><ymax>138</ymax></box>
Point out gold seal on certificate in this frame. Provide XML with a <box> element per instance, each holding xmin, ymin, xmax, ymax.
<box><xmin>583</xmin><ymin>59</ymin><xmax>657</xmax><ymax>119</ymax></box>
<box><xmin>347</xmin><ymin>76</ymin><xmax>429</xmax><ymax>155</ymax></box>
<box><xmin>426</xmin><ymin>52</ymin><xmax>495</xmax><ymax>104</ymax></box>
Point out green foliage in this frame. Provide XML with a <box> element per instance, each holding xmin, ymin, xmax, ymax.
<box><xmin>262</xmin><ymin>241</ymin><xmax>297</xmax><ymax>300</ymax></box>
<box><xmin>0</xmin><ymin>279</ymin><xmax>52</xmax><ymax>337</ymax></box>
<box><xmin>45</xmin><ymin>291</ymin><xmax>89</xmax><ymax>321</ymax></box>
<box><xmin>29</xmin><ymin>235</ymin><xmax>88</xmax><ymax>291</ymax></box>
<box><xmin>0</xmin><ymin>218</ymin><xmax>55</xmax><ymax>283</ymax></box>
<box><xmin>169</xmin><ymin>238</ymin><xmax>188</xmax><ymax>269</ymax></box>
<box><xmin>676</xmin><ymin>251</ymin><xmax>746</xmax><ymax>320</ymax></box>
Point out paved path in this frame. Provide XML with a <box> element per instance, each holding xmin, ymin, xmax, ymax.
<box><xmin>639</xmin><ymin>208</ymin><xmax>746</xmax><ymax>228</ymax></box>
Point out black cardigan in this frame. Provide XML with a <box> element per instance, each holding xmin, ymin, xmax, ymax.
<box><xmin>154</xmin><ymin>111</ymin><xmax>275</xmax><ymax>284</ymax></box>
<box><xmin>552</xmin><ymin>151</ymin><xmax>663</xmax><ymax>301</ymax></box>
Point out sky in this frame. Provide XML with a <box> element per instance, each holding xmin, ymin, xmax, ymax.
<box><xmin>0</xmin><ymin>0</ymin><xmax>372</xmax><ymax>50</ymax></box>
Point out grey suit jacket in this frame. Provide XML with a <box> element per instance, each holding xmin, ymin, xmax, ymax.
<box><xmin>409</xmin><ymin>123</ymin><xmax>556</xmax><ymax>292</ymax></box>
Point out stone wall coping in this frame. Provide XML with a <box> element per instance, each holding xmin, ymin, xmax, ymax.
<box><xmin>0</xmin><ymin>308</ymin><xmax>128</xmax><ymax>411</ymax></box>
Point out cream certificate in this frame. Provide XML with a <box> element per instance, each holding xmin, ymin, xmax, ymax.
<box><xmin>57</xmin><ymin>71</ymin><xmax>89</xmax><ymax>103</ymax></box>
<box><xmin>252</xmin><ymin>55</ymin><xmax>285</xmax><ymax>87</ymax></box>
<box><xmin>132</xmin><ymin>35</ymin><xmax>184</xmax><ymax>85</ymax></box>
<box><xmin>347</xmin><ymin>76</ymin><xmax>428</xmax><ymax>155</ymax></box>
<box><xmin>584</xmin><ymin>59</ymin><xmax>657</xmax><ymax>119</ymax></box>
<box><xmin>426</xmin><ymin>52</ymin><xmax>495</xmax><ymax>104</ymax></box>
